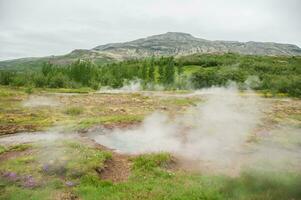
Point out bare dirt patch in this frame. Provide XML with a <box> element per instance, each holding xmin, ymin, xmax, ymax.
<box><xmin>0</xmin><ymin>125</ymin><xmax>36</xmax><ymax>135</ymax></box>
<box><xmin>54</xmin><ymin>191</ymin><xmax>79</xmax><ymax>200</ymax></box>
<box><xmin>0</xmin><ymin>148</ymin><xmax>34</xmax><ymax>163</ymax></box>
<box><xmin>98</xmin><ymin>153</ymin><xmax>131</xmax><ymax>183</ymax></box>
<box><xmin>78</xmin><ymin>136</ymin><xmax>132</xmax><ymax>183</ymax></box>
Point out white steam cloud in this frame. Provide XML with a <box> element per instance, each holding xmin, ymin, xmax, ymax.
<box><xmin>90</xmin><ymin>85</ymin><xmax>271</xmax><ymax>174</ymax></box>
<box><xmin>98</xmin><ymin>79</ymin><xmax>165</xmax><ymax>94</ymax></box>
<box><xmin>22</xmin><ymin>95</ymin><xmax>61</xmax><ymax>107</ymax></box>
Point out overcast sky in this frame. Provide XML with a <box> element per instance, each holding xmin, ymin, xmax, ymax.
<box><xmin>0</xmin><ymin>0</ymin><xmax>300</xmax><ymax>60</ymax></box>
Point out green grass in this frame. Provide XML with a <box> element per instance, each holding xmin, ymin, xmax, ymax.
<box><xmin>0</xmin><ymin>141</ymin><xmax>112</xmax><ymax>200</ymax></box>
<box><xmin>1</xmin><ymin>144</ymin><xmax>301</xmax><ymax>200</ymax></box>
<box><xmin>40</xmin><ymin>87</ymin><xmax>94</xmax><ymax>94</ymax></box>
<box><xmin>74</xmin><ymin>152</ymin><xmax>301</xmax><ymax>200</ymax></box>
<box><xmin>75</xmin><ymin>153</ymin><xmax>223</xmax><ymax>200</ymax></box>
<box><xmin>0</xmin><ymin>155</ymin><xmax>37</xmax><ymax>176</ymax></box>
<box><xmin>75</xmin><ymin>170</ymin><xmax>301</xmax><ymax>200</ymax></box>
<box><xmin>64</xmin><ymin>107</ymin><xmax>84</xmax><ymax>116</ymax></box>
<box><xmin>0</xmin><ymin>184</ymin><xmax>61</xmax><ymax>200</ymax></box>
<box><xmin>75</xmin><ymin>174</ymin><xmax>222</xmax><ymax>200</ymax></box>
<box><xmin>289</xmin><ymin>113</ymin><xmax>301</xmax><ymax>121</ymax></box>
<box><xmin>221</xmin><ymin>171</ymin><xmax>301</xmax><ymax>200</ymax></box>
<box><xmin>78</xmin><ymin>114</ymin><xmax>144</xmax><ymax>129</ymax></box>
<box><xmin>132</xmin><ymin>153</ymin><xmax>172</xmax><ymax>173</ymax></box>
<box><xmin>183</xmin><ymin>65</ymin><xmax>202</xmax><ymax>75</ymax></box>
<box><xmin>0</xmin><ymin>145</ymin><xmax>6</xmax><ymax>154</ymax></box>
<box><xmin>0</xmin><ymin>86</ymin><xmax>26</xmax><ymax>97</ymax></box>
<box><xmin>7</xmin><ymin>144</ymin><xmax>32</xmax><ymax>152</ymax></box>
<box><xmin>0</xmin><ymin>144</ymin><xmax>32</xmax><ymax>155</ymax></box>
<box><xmin>162</xmin><ymin>98</ymin><xmax>199</xmax><ymax>106</ymax></box>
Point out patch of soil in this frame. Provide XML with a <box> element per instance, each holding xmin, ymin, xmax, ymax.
<box><xmin>54</xmin><ymin>191</ymin><xmax>79</xmax><ymax>200</ymax></box>
<box><xmin>0</xmin><ymin>148</ymin><xmax>34</xmax><ymax>163</ymax></box>
<box><xmin>97</xmin><ymin>153</ymin><xmax>131</xmax><ymax>183</ymax></box>
<box><xmin>80</xmin><ymin>122</ymin><xmax>140</xmax><ymax>134</ymax></box>
<box><xmin>102</xmin><ymin>122</ymin><xmax>140</xmax><ymax>130</ymax></box>
<box><xmin>78</xmin><ymin>137</ymin><xmax>131</xmax><ymax>183</ymax></box>
<box><xmin>0</xmin><ymin>125</ymin><xmax>36</xmax><ymax>135</ymax></box>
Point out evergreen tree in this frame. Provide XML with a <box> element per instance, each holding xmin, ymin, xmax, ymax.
<box><xmin>158</xmin><ymin>64</ymin><xmax>165</xmax><ymax>84</ymax></box>
<box><xmin>141</xmin><ymin>62</ymin><xmax>148</xmax><ymax>81</ymax></box>
<box><xmin>148</xmin><ymin>61</ymin><xmax>155</xmax><ymax>82</ymax></box>
<box><xmin>164</xmin><ymin>57</ymin><xmax>175</xmax><ymax>85</ymax></box>
<box><xmin>42</xmin><ymin>62</ymin><xmax>54</xmax><ymax>76</ymax></box>
<box><xmin>177</xmin><ymin>60</ymin><xmax>184</xmax><ymax>75</ymax></box>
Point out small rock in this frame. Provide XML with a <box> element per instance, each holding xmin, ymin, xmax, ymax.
<box><xmin>65</xmin><ymin>181</ymin><xmax>77</xmax><ymax>187</ymax></box>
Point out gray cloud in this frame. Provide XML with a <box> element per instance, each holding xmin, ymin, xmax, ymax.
<box><xmin>0</xmin><ymin>0</ymin><xmax>300</xmax><ymax>60</ymax></box>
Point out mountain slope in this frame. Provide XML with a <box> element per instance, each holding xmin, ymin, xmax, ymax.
<box><xmin>1</xmin><ymin>32</ymin><xmax>301</xmax><ymax>70</ymax></box>
<box><xmin>93</xmin><ymin>32</ymin><xmax>301</xmax><ymax>58</ymax></box>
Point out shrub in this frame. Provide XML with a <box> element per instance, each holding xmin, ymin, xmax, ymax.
<box><xmin>34</xmin><ymin>74</ymin><xmax>48</xmax><ymax>87</ymax></box>
<box><xmin>48</xmin><ymin>73</ymin><xmax>69</xmax><ymax>88</ymax></box>
<box><xmin>11</xmin><ymin>75</ymin><xmax>29</xmax><ymax>86</ymax></box>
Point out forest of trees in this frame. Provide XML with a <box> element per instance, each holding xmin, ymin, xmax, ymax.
<box><xmin>0</xmin><ymin>53</ymin><xmax>300</xmax><ymax>97</ymax></box>
<box><xmin>0</xmin><ymin>57</ymin><xmax>181</xmax><ymax>89</ymax></box>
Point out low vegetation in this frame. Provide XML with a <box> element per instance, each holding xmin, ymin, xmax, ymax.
<box><xmin>0</xmin><ymin>141</ymin><xmax>112</xmax><ymax>200</ymax></box>
<box><xmin>64</xmin><ymin>107</ymin><xmax>84</xmax><ymax>116</ymax></box>
<box><xmin>74</xmin><ymin>153</ymin><xmax>301</xmax><ymax>200</ymax></box>
<box><xmin>0</xmin><ymin>53</ymin><xmax>300</xmax><ymax>97</ymax></box>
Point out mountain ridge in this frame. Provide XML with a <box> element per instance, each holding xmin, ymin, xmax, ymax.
<box><xmin>1</xmin><ymin>32</ymin><xmax>301</xmax><ymax>70</ymax></box>
<box><xmin>91</xmin><ymin>32</ymin><xmax>301</xmax><ymax>59</ymax></box>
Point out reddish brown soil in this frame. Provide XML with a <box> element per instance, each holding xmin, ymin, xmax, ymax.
<box><xmin>102</xmin><ymin>122</ymin><xmax>140</xmax><ymax>130</ymax></box>
<box><xmin>0</xmin><ymin>148</ymin><xmax>34</xmax><ymax>163</ymax></box>
<box><xmin>0</xmin><ymin>124</ymin><xmax>36</xmax><ymax>135</ymax></box>
<box><xmin>54</xmin><ymin>191</ymin><xmax>79</xmax><ymax>200</ymax></box>
<box><xmin>78</xmin><ymin>136</ymin><xmax>132</xmax><ymax>183</ymax></box>
<box><xmin>98</xmin><ymin>153</ymin><xmax>131</xmax><ymax>183</ymax></box>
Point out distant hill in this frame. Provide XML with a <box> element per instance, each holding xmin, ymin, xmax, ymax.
<box><xmin>1</xmin><ymin>32</ymin><xmax>301</xmax><ymax>70</ymax></box>
<box><xmin>93</xmin><ymin>32</ymin><xmax>301</xmax><ymax>57</ymax></box>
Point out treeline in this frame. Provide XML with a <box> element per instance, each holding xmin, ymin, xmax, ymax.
<box><xmin>189</xmin><ymin>54</ymin><xmax>301</xmax><ymax>97</ymax></box>
<box><xmin>0</xmin><ymin>57</ymin><xmax>183</xmax><ymax>89</ymax></box>
<box><xmin>0</xmin><ymin>53</ymin><xmax>300</xmax><ymax>97</ymax></box>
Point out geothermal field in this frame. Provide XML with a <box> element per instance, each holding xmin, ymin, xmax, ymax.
<box><xmin>0</xmin><ymin>85</ymin><xmax>301</xmax><ymax>199</ymax></box>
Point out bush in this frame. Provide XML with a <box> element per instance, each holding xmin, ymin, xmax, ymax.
<box><xmin>48</xmin><ymin>73</ymin><xmax>69</xmax><ymax>88</ymax></box>
<box><xmin>34</xmin><ymin>74</ymin><xmax>48</xmax><ymax>87</ymax></box>
<box><xmin>0</xmin><ymin>71</ymin><xmax>14</xmax><ymax>85</ymax></box>
<box><xmin>89</xmin><ymin>81</ymin><xmax>100</xmax><ymax>90</ymax></box>
<box><xmin>11</xmin><ymin>75</ymin><xmax>29</xmax><ymax>86</ymax></box>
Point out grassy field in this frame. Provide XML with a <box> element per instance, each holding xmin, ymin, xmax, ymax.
<box><xmin>0</xmin><ymin>86</ymin><xmax>300</xmax><ymax>200</ymax></box>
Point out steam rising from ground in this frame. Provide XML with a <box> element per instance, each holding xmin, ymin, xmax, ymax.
<box><xmin>0</xmin><ymin>127</ymin><xmax>76</xmax><ymax>146</ymax></box>
<box><xmin>23</xmin><ymin>95</ymin><xmax>61</xmax><ymax>107</ymax></box>
<box><xmin>98</xmin><ymin>79</ymin><xmax>164</xmax><ymax>93</ymax></box>
<box><xmin>2</xmin><ymin>85</ymin><xmax>300</xmax><ymax>176</ymax></box>
<box><xmin>91</xmin><ymin>85</ymin><xmax>301</xmax><ymax>174</ymax></box>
